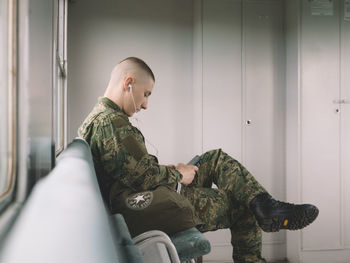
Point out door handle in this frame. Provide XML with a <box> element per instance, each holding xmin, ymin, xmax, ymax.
<box><xmin>333</xmin><ymin>99</ymin><xmax>350</xmax><ymax>104</ymax></box>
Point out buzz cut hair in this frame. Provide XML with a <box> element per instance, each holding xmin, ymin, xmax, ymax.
<box><xmin>119</xmin><ymin>57</ymin><xmax>155</xmax><ymax>82</ymax></box>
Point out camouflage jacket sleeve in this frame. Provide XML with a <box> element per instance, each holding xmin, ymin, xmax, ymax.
<box><xmin>92</xmin><ymin>115</ymin><xmax>183</xmax><ymax>193</ymax></box>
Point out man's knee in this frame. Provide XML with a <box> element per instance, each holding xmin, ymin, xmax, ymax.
<box><xmin>200</xmin><ymin>148</ymin><xmax>223</xmax><ymax>161</ymax></box>
<box><xmin>200</xmin><ymin>148</ymin><xmax>240</xmax><ymax>166</ymax></box>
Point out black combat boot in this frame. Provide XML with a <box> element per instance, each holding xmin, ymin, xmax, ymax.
<box><xmin>250</xmin><ymin>193</ymin><xmax>319</xmax><ymax>232</ymax></box>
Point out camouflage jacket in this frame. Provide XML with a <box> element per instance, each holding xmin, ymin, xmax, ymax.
<box><xmin>78</xmin><ymin>97</ymin><xmax>183</xmax><ymax>204</ymax></box>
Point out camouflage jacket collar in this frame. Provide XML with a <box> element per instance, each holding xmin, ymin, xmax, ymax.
<box><xmin>98</xmin><ymin>97</ymin><xmax>128</xmax><ymax>119</ymax></box>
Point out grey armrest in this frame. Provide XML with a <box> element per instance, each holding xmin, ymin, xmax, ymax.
<box><xmin>133</xmin><ymin>230</ymin><xmax>181</xmax><ymax>263</ymax></box>
<box><xmin>170</xmin><ymin>227</ymin><xmax>211</xmax><ymax>262</ymax></box>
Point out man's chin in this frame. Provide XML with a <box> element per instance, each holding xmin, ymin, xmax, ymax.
<box><xmin>123</xmin><ymin>110</ymin><xmax>133</xmax><ymax>117</ymax></box>
<box><xmin>127</xmin><ymin>110</ymin><xmax>141</xmax><ymax>117</ymax></box>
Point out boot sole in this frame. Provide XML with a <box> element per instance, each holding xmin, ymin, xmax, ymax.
<box><xmin>259</xmin><ymin>206</ymin><xmax>319</xmax><ymax>232</ymax></box>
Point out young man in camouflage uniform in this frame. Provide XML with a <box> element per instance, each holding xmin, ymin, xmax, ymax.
<box><xmin>78</xmin><ymin>57</ymin><xmax>318</xmax><ymax>263</ymax></box>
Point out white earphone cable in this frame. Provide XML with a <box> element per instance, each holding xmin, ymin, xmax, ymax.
<box><xmin>129</xmin><ymin>87</ymin><xmax>159</xmax><ymax>157</ymax></box>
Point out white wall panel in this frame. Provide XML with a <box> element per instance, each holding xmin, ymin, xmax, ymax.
<box><xmin>202</xmin><ymin>1</ymin><xmax>286</xmax><ymax>261</ymax></box>
<box><xmin>244</xmin><ymin>0</ymin><xmax>285</xmax><ymax>205</ymax></box>
<box><xmin>68</xmin><ymin>0</ymin><xmax>195</xmax><ymax>165</ymax></box>
<box><xmin>202</xmin><ymin>0</ymin><xmax>243</xmax><ymax>159</ymax></box>
<box><xmin>300</xmin><ymin>0</ymin><xmax>342</xmax><ymax>250</ymax></box>
<box><xmin>201</xmin><ymin>1</ymin><xmax>242</xmax><ymax>260</ymax></box>
<box><xmin>287</xmin><ymin>1</ymin><xmax>350</xmax><ymax>261</ymax></box>
<box><xmin>244</xmin><ymin>0</ymin><xmax>286</xmax><ymax>254</ymax></box>
<box><xmin>341</xmin><ymin>0</ymin><xmax>350</xmax><ymax>249</ymax></box>
<box><xmin>285</xmin><ymin>0</ymin><xmax>302</xmax><ymax>262</ymax></box>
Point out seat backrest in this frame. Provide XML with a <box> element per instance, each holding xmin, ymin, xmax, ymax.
<box><xmin>0</xmin><ymin>138</ymin><xmax>142</xmax><ymax>263</ymax></box>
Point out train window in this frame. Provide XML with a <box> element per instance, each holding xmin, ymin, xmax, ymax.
<box><xmin>53</xmin><ymin>0</ymin><xmax>67</xmax><ymax>155</ymax></box>
<box><xmin>0</xmin><ymin>0</ymin><xmax>15</xmax><ymax>205</ymax></box>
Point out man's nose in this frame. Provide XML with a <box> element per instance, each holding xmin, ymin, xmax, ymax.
<box><xmin>141</xmin><ymin>98</ymin><xmax>148</xmax><ymax>110</ymax></box>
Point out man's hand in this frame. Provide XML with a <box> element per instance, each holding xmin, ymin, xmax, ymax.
<box><xmin>176</xmin><ymin>163</ymin><xmax>198</xmax><ymax>185</ymax></box>
<box><xmin>167</xmin><ymin>164</ymin><xmax>176</xmax><ymax>169</ymax></box>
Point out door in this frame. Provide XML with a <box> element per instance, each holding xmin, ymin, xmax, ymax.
<box><xmin>287</xmin><ymin>0</ymin><xmax>350</xmax><ymax>262</ymax></box>
<box><xmin>201</xmin><ymin>0</ymin><xmax>285</xmax><ymax>261</ymax></box>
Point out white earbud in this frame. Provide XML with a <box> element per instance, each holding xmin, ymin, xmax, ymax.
<box><xmin>128</xmin><ymin>83</ymin><xmax>138</xmax><ymax>115</ymax></box>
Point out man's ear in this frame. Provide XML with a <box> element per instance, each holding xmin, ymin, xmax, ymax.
<box><xmin>123</xmin><ymin>77</ymin><xmax>133</xmax><ymax>91</ymax></box>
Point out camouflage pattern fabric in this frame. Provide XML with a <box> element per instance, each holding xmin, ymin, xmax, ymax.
<box><xmin>79</xmin><ymin>97</ymin><xmax>268</xmax><ymax>262</ymax></box>
<box><xmin>78</xmin><ymin>97</ymin><xmax>183</xmax><ymax>204</ymax></box>
<box><xmin>181</xmin><ymin>150</ymin><xmax>267</xmax><ymax>262</ymax></box>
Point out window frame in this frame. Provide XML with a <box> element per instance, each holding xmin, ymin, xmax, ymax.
<box><xmin>53</xmin><ymin>0</ymin><xmax>67</xmax><ymax>156</ymax></box>
<box><xmin>0</xmin><ymin>0</ymin><xmax>17</xmax><ymax>212</ymax></box>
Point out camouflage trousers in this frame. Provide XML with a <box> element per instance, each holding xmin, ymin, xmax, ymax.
<box><xmin>181</xmin><ymin>149</ymin><xmax>267</xmax><ymax>263</ymax></box>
